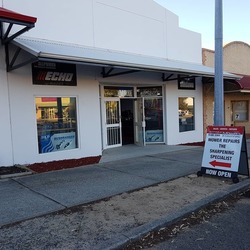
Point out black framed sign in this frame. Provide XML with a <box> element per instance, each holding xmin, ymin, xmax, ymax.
<box><xmin>178</xmin><ymin>76</ymin><xmax>196</xmax><ymax>90</ymax></box>
<box><xmin>32</xmin><ymin>61</ymin><xmax>77</xmax><ymax>86</ymax></box>
<box><xmin>199</xmin><ymin>126</ymin><xmax>249</xmax><ymax>183</ymax></box>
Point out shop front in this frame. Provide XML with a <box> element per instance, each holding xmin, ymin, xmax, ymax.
<box><xmin>0</xmin><ymin>1</ymin><xmax>238</xmax><ymax>168</ymax></box>
<box><xmin>101</xmin><ymin>85</ymin><xmax>164</xmax><ymax>149</ymax></box>
<box><xmin>0</xmin><ymin>36</ymin><xmax>237</xmax><ymax>168</ymax></box>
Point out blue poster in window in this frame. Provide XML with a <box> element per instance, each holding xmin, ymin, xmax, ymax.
<box><xmin>40</xmin><ymin>132</ymin><xmax>76</xmax><ymax>153</ymax></box>
<box><xmin>40</xmin><ymin>134</ymin><xmax>54</xmax><ymax>153</ymax></box>
<box><xmin>145</xmin><ymin>130</ymin><xmax>163</xmax><ymax>142</ymax></box>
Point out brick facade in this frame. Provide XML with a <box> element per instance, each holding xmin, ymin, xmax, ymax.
<box><xmin>203</xmin><ymin>41</ymin><xmax>250</xmax><ymax>136</ymax></box>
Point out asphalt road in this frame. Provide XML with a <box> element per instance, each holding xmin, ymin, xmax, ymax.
<box><xmin>146</xmin><ymin>191</ymin><xmax>250</xmax><ymax>250</ymax></box>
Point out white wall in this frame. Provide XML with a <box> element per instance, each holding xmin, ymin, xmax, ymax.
<box><xmin>165</xmin><ymin>77</ymin><xmax>204</xmax><ymax>145</ymax></box>
<box><xmin>3</xmin><ymin>0</ymin><xmax>95</xmax><ymax>46</ymax></box>
<box><xmin>3</xmin><ymin>0</ymin><xmax>202</xmax><ymax>63</ymax></box>
<box><xmin>166</xmin><ymin>27</ymin><xmax>202</xmax><ymax>64</ymax></box>
<box><xmin>93</xmin><ymin>0</ymin><xmax>166</xmax><ymax>58</ymax></box>
<box><xmin>6</xmin><ymin>63</ymin><xmax>102</xmax><ymax>165</ymax></box>
<box><xmin>0</xmin><ymin>48</ymin><xmax>13</xmax><ymax>166</ymax></box>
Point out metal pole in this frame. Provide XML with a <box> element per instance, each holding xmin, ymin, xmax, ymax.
<box><xmin>214</xmin><ymin>0</ymin><xmax>224</xmax><ymax>125</ymax></box>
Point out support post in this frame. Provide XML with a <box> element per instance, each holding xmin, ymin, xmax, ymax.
<box><xmin>214</xmin><ymin>0</ymin><xmax>224</xmax><ymax>125</ymax></box>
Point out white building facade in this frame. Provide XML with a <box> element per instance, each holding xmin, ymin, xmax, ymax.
<box><xmin>0</xmin><ymin>0</ymin><xmax>228</xmax><ymax>168</ymax></box>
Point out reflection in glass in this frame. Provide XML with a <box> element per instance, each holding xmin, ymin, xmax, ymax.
<box><xmin>145</xmin><ymin>98</ymin><xmax>163</xmax><ymax>142</ymax></box>
<box><xmin>137</xmin><ymin>87</ymin><xmax>162</xmax><ymax>97</ymax></box>
<box><xmin>36</xmin><ymin>97</ymin><xmax>78</xmax><ymax>153</ymax></box>
<box><xmin>232</xmin><ymin>101</ymin><xmax>248</xmax><ymax>121</ymax></box>
<box><xmin>105</xmin><ymin>101</ymin><xmax>121</xmax><ymax>146</ymax></box>
<box><xmin>106</xmin><ymin>101</ymin><xmax>120</xmax><ymax>125</ymax></box>
<box><xmin>104</xmin><ymin>86</ymin><xmax>134</xmax><ymax>97</ymax></box>
<box><xmin>179</xmin><ymin>97</ymin><xmax>195</xmax><ymax>132</ymax></box>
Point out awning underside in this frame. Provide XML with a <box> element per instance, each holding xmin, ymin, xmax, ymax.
<box><xmin>8</xmin><ymin>36</ymin><xmax>238</xmax><ymax>81</ymax></box>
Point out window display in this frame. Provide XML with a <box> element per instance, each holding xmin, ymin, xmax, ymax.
<box><xmin>36</xmin><ymin>97</ymin><xmax>78</xmax><ymax>153</ymax></box>
<box><xmin>179</xmin><ymin>97</ymin><xmax>195</xmax><ymax>132</ymax></box>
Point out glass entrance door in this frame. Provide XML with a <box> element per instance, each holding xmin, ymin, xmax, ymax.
<box><xmin>144</xmin><ymin>98</ymin><xmax>164</xmax><ymax>142</ymax></box>
<box><xmin>134</xmin><ymin>98</ymin><xmax>145</xmax><ymax>146</ymax></box>
<box><xmin>105</xmin><ymin>100</ymin><xmax>122</xmax><ymax>148</ymax></box>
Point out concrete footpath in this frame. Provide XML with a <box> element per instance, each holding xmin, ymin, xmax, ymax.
<box><xmin>1</xmin><ymin>145</ymin><xmax>250</xmax><ymax>249</ymax></box>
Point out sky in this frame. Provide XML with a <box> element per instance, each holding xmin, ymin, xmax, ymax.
<box><xmin>154</xmin><ymin>0</ymin><xmax>250</xmax><ymax>50</ymax></box>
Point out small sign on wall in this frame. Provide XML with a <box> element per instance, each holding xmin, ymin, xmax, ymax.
<box><xmin>32</xmin><ymin>61</ymin><xmax>77</xmax><ymax>86</ymax></box>
<box><xmin>198</xmin><ymin>126</ymin><xmax>249</xmax><ymax>183</ymax></box>
<box><xmin>178</xmin><ymin>76</ymin><xmax>195</xmax><ymax>90</ymax></box>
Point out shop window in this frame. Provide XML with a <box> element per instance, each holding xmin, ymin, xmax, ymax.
<box><xmin>137</xmin><ymin>86</ymin><xmax>162</xmax><ymax>97</ymax></box>
<box><xmin>232</xmin><ymin>101</ymin><xmax>248</xmax><ymax>121</ymax></box>
<box><xmin>179</xmin><ymin>97</ymin><xmax>195</xmax><ymax>132</ymax></box>
<box><xmin>35</xmin><ymin>97</ymin><xmax>78</xmax><ymax>154</ymax></box>
<box><xmin>104</xmin><ymin>86</ymin><xmax>134</xmax><ymax>97</ymax></box>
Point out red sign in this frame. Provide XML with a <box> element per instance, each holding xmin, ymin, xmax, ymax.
<box><xmin>41</xmin><ymin>97</ymin><xmax>57</xmax><ymax>102</ymax></box>
<box><xmin>207</xmin><ymin>126</ymin><xmax>244</xmax><ymax>134</ymax></box>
